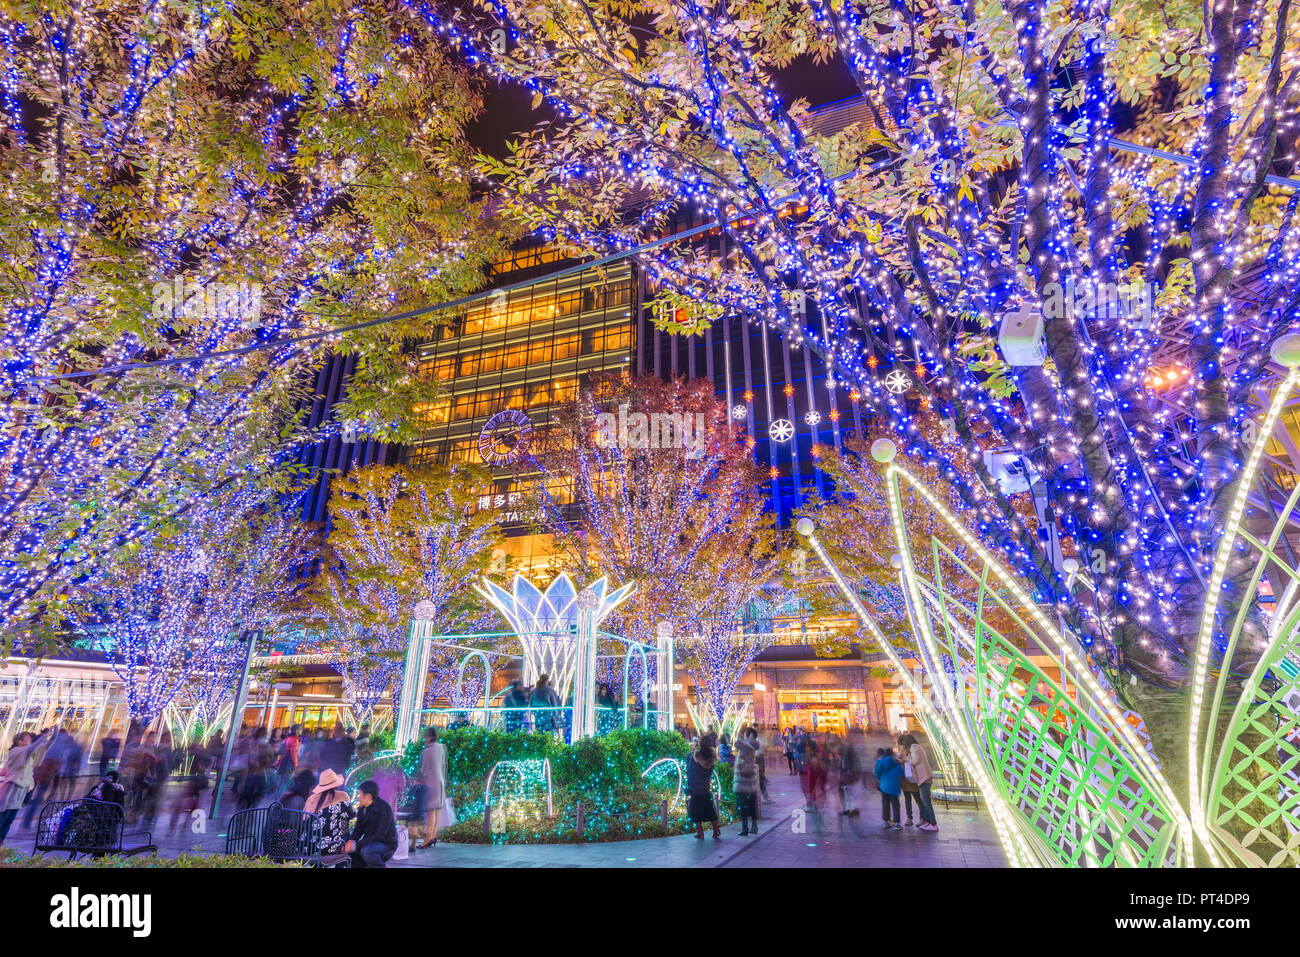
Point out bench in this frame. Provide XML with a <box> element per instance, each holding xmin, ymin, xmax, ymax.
<box><xmin>225</xmin><ymin>802</ymin><xmax>350</xmax><ymax>867</ymax></box>
<box><xmin>932</xmin><ymin>770</ymin><xmax>982</xmax><ymax>809</ymax></box>
<box><xmin>34</xmin><ymin>799</ymin><xmax>157</xmax><ymax>860</ymax></box>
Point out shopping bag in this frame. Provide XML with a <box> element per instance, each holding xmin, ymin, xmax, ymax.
<box><xmin>438</xmin><ymin>797</ymin><xmax>457</xmax><ymax>830</ymax></box>
<box><xmin>392</xmin><ymin>825</ymin><xmax>409</xmax><ymax>861</ymax></box>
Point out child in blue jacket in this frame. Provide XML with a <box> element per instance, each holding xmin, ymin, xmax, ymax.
<box><xmin>873</xmin><ymin>748</ymin><xmax>904</xmax><ymax>829</ymax></box>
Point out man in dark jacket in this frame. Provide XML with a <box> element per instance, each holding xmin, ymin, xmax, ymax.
<box><xmin>530</xmin><ymin>674</ymin><xmax>562</xmax><ymax>733</ymax></box>
<box><xmin>346</xmin><ymin>780</ymin><xmax>397</xmax><ymax>868</ymax></box>
<box><xmin>503</xmin><ymin>680</ymin><xmax>528</xmax><ymax>733</ymax></box>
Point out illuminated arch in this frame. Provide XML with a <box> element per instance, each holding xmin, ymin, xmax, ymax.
<box><xmin>454</xmin><ymin>650</ymin><xmax>493</xmax><ymax>717</ymax></box>
<box><xmin>623</xmin><ymin>643</ymin><xmax>650</xmax><ymax>730</ymax></box>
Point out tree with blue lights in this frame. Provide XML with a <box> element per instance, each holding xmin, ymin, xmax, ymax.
<box><xmin>0</xmin><ymin>1</ymin><xmax>508</xmax><ymax>651</ymax></box>
<box><xmin>441</xmin><ymin>0</ymin><xmax>1298</xmax><ymax>787</ymax></box>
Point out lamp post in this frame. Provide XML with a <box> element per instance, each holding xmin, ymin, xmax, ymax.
<box><xmin>209</xmin><ymin>627</ymin><xmax>262</xmax><ymax>820</ymax></box>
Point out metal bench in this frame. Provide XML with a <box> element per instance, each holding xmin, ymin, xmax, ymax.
<box><xmin>225</xmin><ymin>802</ymin><xmax>350</xmax><ymax>867</ymax></box>
<box><xmin>932</xmin><ymin>770</ymin><xmax>982</xmax><ymax>809</ymax></box>
<box><xmin>34</xmin><ymin>799</ymin><xmax>156</xmax><ymax>860</ymax></box>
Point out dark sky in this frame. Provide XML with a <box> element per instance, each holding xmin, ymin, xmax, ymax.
<box><xmin>467</xmin><ymin>54</ymin><xmax>858</xmax><ymax>159</ymax></box>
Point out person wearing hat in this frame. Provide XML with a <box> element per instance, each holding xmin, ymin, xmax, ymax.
<box><xmin>345</xmin><ymin>779</ymin><xmax>397</xmax><ymax>868</ymax></box>
<box><xmin>85</xmin><ymin>769</ymin><xmax>127</xmax><ymax>806</ymax></box>
<box><xmin>305</xmin><ymin>768</ymin><xmax>355</xmax><ymax>856</ymax></box>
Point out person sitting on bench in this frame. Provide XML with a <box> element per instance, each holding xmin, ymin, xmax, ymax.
<box><xmin>86</xmin><ymin>770</ymin><xmax>126</xmax><ymax>805</ymax></box>
<box><xmin>344</xmin><ymin>780</ymin><xmax>397</xmax><ymax>868</ymax></box>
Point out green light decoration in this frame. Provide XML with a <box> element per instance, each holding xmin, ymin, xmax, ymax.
<box><xmin>485</xmin><ymin>759</ymin><xmax>554</xmax><ymax>820</ymax></box>
<box><xmin>639</xmin><ymin>757</ymin><xmax>721</xmax><ymax>812</ymax></box>
<box><xmin>795</xmin><ymin>334</ymin><xmax>1300</xmax><ymax>869</ymax></box>
<box><xmin>1188</xmin><ymin>353</ymin><xmax>1300</xmax><ymax>866</ymax></box>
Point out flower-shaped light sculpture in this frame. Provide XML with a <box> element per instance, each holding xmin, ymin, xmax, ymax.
<box><xmin>475</xmin><ymin>572</ymin><xmax>634</xmax><ymax>700</ymax></box>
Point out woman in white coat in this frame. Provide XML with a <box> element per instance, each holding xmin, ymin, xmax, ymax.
<box><xmin>415</xmin><ymin>726</ymin><xmax>447</xmax><ymax>849</ymax></box>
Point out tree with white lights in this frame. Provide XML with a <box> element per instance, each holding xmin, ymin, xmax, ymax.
<box><xmin>536</xmin><ymin>374</ymin><xmax>794</xmax><ymax>722</ymax></box>
<box><xmin>68</xmin><ymin>485</ymin><xmax>310</xmax><ymax>729</ymax></box>
<box><xmin>536</xmin><ymin>375</ymin><xmax>773</xmax><ymax>647</ymax></box>
<box><xmin>312</xmin><ymin>464</ymin><xmax>502</xmax><ymax>727</ymax></box>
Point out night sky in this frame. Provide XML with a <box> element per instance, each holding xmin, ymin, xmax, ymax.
<box><xmin>466</xmin><ymin>54</ymin><xmax>859</xmax><ymax>159</ymax></box>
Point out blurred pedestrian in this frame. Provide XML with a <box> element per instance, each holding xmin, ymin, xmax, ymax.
<box><xmin>276</xmin><ymin>725</ymin><xmax>301</xmax><ymax>790</ymax></box>
<box><xmin>531</xmin><ymin>674</ymin><xmax>561</xmax><ymax>733</ymax></box>
<box><xmin>503</xmin><ymin>680</ymin><xmax>528</xmax><ymax>733</ymax></box>
<box><xmin>300</xmin><ymin>729</ymin><xmax>326</xmax><ymax>774</ymax></box>
<box><xmin>0</xmin><ymin>730</ymin><xmax>53</xmax><ymax>843</ymax></box>
<box><xmin>98</xmin><ymin>732</ymin><xmax>120</xmax><ymax>778</ymax></box>
<box><xmin>687</xmin><ymin>740</ymin><xmax>721</xmax><ymax>840</ymax></box>
<box><xmin>802</xmin><ymin>744</ymin><xmax>828</xmax><ymax>823</ymax></box>
<box><xmin>414</xmin><ymin>727</ymin><xmax>446</xmax><ymax>849</ymax></box>
<box><xmin>21</xmin><ymin>728</ymin><xmax>65</xmax><ymax>829</ymax></box>
<box><xmin>320</xmin><ymin>724</ymin><xmax>355</xmax><ymax>776</ymax></box>
<box><xmin>733</xmin><ymin>726</ymin><xmax>760</xmax><ymax>836</ymax></box>
<box><xmin>838</xmin><ymin>729</ymin><xmax>862</xmax><ymax>817</ymax></box>
<box><xmin>237</xmin><ymin>727</ymin><xmax>272</xmax><ymax>810</ymax></box>
<box><xmin>57</xmin><ymin>733</ymin><xmax>85</xmax><ymax>800</ymax></box>
<box><xmin>278</xmin><ymin>768</ymin><xmax>317</xmax><ymax>811</ymax></box>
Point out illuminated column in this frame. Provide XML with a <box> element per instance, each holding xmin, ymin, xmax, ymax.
<box><xmin>571</xmin><ymin>588</ymin><xmax>600</xmax><ymax>739</ymax></box>
<box><xmin>395</xmin><ymin>602</ymin><xmax>437</xmax><ymax>747</ymax></box>
<box><xmin>656</xmin><ymin>621</ymin><xmax>674</xmax><ymax>732</ymax></box>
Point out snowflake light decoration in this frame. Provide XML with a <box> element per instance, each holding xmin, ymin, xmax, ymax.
<box><xmin>731</xmin><ymin>404</ymin><xmax>747</xmax><ymax>421</ymax></box>
<box><xmin>883</xmin><ymin>369</ymin><xmax>911</xmax><ymax>395</ymax></box>
<box><xmin>769</xmin><ymin>419</ymin><xmax>795</xmax><ymax>442</ymax></box>
<box><xmin>804</xmin><ymin>411</ymin><xmax>821</xmax><ymax>426</ymax></box>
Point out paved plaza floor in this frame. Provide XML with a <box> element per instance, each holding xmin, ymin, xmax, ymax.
<box><xmin>3</xmin><ymin>771</ymin><xmax>1006</xmax><ymax>868</ymax></box>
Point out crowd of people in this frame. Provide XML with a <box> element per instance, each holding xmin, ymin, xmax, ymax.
<box><xmin>680</xmin><ymin>724</ymin><xmax>941</xmax><ymax>840</ymax></box>
<box><xmin>4</xmin><ymin>715</ymin><xmax>940</xmax><ymax>864</ymax></box>
<box><xmin>779</xmin><ymin>726</ymin><xmax>938</xmax><ymax>832</ymax></box>
<box><xmin>500</xmin><ymin>674</ymin><xmax>631</xmax><ymax>735</ymax></box>
<box><xmin>0</xmin><ymin>720</ymin><xmax>381</xmax><ymax>847</ymax></box>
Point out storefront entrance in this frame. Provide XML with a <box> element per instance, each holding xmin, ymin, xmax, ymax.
<box><xmin>778</xmin><ymin>689</ymin><xmax>851</xmax><ymax>734</ymax></box>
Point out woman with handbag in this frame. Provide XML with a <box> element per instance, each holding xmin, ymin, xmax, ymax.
<box><xmin>414</xmin><ymin>726</ymin><xmax>447</xmax><ymax>849</ymax></box>
<box><xmin>686</xmin><ymin>741</ymin><xmax>721</xmax><ymax>840</ymax></box>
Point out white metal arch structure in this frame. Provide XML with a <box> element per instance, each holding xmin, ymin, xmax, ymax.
<box><xmin>454</xmin><ymin>650</ymin><xmax>493</xmax><ymax>718</ymax></box>
<box><xmin>475</xmin><ymin>572</ymin><xmax>635</xmax><ymax>701</ymax></box>
<box><xmin>622</xmin><ymin>643</ymin><xmax>651</xmax><ymax>730</ymax></box>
